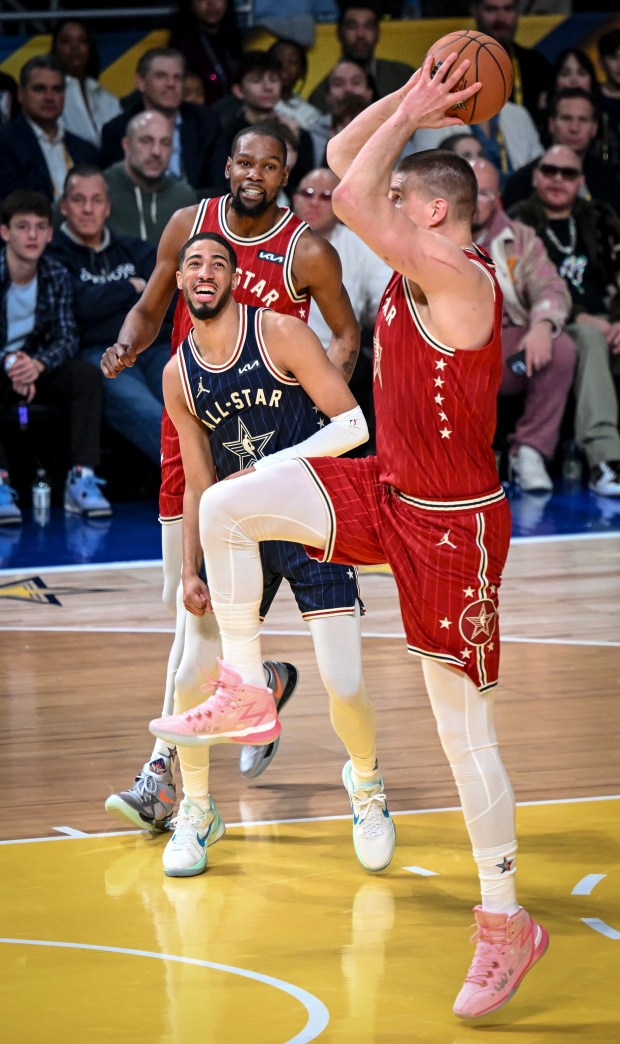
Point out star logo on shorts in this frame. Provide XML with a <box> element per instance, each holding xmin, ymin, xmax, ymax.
<box><xmin>459</xmin><ymin>598</ymin><xmax>497</xmax><ymax>646</ymax></box>
<box><xmin>222</xmin><ymin>418</ymin><xmax>274</xmax><ymax>469</ymax></box>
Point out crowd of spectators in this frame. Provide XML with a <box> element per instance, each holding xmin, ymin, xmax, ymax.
<box><xmin>1</xmin><ymin>1</ymin><xmax>620</xmax><ymax>531</ymax></box>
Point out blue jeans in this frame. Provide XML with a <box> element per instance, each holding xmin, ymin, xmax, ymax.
<box><xmin>81</xmin><ymin>343</ymin><xmax>168</xmax><ymax>465</ymax></box>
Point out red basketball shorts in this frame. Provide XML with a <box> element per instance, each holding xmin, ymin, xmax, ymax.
<box><xmin>159</xmin><ymin>408</ymin><xmax>185</xmax><ymax>523</ymax></box>
<box><xmin>300</xmin><ymin>456</ymin><xmax>512</xmax><ymax>692</ymax></box>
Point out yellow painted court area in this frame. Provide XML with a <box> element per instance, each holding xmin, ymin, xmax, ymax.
<box><xmin>2</xmin><ymin>797</ymin><xmax>618</xmax><ymax>1043</ymax></box>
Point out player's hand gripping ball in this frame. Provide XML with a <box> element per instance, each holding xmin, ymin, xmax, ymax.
<box><xmin>427</xmin><ymin>30</ymin><xmax>513</xmax><ymax>124</ymax></box>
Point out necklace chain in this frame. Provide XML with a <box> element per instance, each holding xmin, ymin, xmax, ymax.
<box><xmin>544</xmin><ymin>216</ymin><xmax>577</xmax><ymax>256</ymax></box>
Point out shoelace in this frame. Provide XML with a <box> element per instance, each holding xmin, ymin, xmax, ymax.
<box><xmin>73</xmin><ymin>473</ymin><xmax>107</xmax><ymax>494</ymax></box>
<box><xmin>171</xmin><ymin>807</ymin><xmax>210</xmax><ymax>848</ymax></box>
<box><xmin>465</xmin><ymin>922</ymin><xmax>511</xmax><ymax>984</ymax></box>
<box><xmin>133</xmin><ymin>772</ymin><xmax>159</xmax><ymax>799</ymax></box>
<box><xmin>353</xmin><ymin>789</ymin><xmax>388</xmax><ymax>837</ymax></box>
<box><xmin>182</xmin><ymin>678</ymin><xmax>240</xmax><ymax>723</ymax></box>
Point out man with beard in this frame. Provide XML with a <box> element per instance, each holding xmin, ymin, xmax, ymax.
<box><xmin>308</xmin><ymin>2</ymin><xmax>414</xmax><ymax>114</ymax></box>
<box><xmin>470</xmin><ymin>0</ymin><xmax>552</xmax><ymax>123</ymax></box>
<box><xmin>103</xmin><ymin>125</ymin><xmax>362</xmax><ymax>835</ymax></box>
<box><xmin>146</xmin><ymin>230</ymin><xmax>393</xmax><ymax>878</ymax></box>
<box><xmin>104</xmin><ymin>111</ymin><xmax>196</xmax><ymax>246</ymax></box>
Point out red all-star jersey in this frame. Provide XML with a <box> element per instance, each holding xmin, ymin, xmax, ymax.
<box><xmin>171</xmin><ymin>195</ymin><xmax>311</xmax><ymax>351</ymax></box>
<box><xmin>372</xmin><ymin>245</ymin><xmax>504</xmax><ymax>509</ymax></box>
<box><xmin>160</xmin><ymin>195</ymin><xmax>311</xmax><ymax>521</ymax></box>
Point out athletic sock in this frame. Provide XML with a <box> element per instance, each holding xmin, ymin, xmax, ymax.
<box><xmin>474</xmin><ymin>842</ymin><xmax>519</xmax><ymax>914</ymax></box>
<box><xmin>146</xmin><ymin>745</ymin><xmax>176</xmax><ymax>781</ymax></box>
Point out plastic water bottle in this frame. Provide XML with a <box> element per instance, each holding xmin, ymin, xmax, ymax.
<box><xmin>32</xmin><ymin>468</ymin><xmax>51</xmax><ymax>524</ymax></box>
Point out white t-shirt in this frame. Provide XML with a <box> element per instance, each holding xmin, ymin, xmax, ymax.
<box><xmin>308</xmin><ymin>223</ymin><xmax>391</xmax><ymax>349</ymax></box>
<box><xmin>5</xmin><ymin>278</ymin><xmax>37</xmax><ymax>355</ymax></box>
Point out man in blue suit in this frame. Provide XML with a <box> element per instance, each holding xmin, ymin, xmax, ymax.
<box><xmin>0</xmin><ymin>55</ymin><xmax>98</xmax><ymax>203</ymax></box>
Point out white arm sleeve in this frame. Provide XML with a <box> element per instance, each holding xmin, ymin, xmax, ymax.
<box><xmin>252</xmin><ymin>405</ymin><xmax>368</xmax><ymax>471</ymax></box>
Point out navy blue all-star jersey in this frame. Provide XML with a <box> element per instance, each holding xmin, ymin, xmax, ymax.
<box><xmin>177</xmin><ymin>303</ymin><xmax>362</xmax><ymax>619</ymax></box>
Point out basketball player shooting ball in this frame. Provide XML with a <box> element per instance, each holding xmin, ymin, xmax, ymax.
<box><xmin>153</xmin><ymin>52</ymin><xmax>549</xmax><ymax>1018</ymax></box>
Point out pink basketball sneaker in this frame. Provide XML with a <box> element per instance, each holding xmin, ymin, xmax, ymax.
<box><xmin>149</xmin><ymin>659</ymin><xmax>281</xmax><ymax>747</ymax></box>
<box><xmin>453</xmin><ymin>905</ymin><xmax>549</xmax><ymax>1019</ymax></box>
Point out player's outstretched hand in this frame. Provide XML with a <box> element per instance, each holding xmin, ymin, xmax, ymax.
<box><xmin>183</xmin><ymin>574</ymin><xmax>212</xmax><ymax>617</ymax></box>
<box><xmin>100</xmin><ymin>342</ymin><xmax>138</xmax><ymax>378</ymax></box>
<box><xmin>399</xmin><ymin>52</ymin><xmax>481</xmax><ymax>131</ymax></box>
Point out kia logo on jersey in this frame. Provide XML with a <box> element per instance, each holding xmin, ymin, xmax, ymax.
<box><xmin>258</xmin><ymin>250</ymin><xmax>285</xmax><ymax>265</ymax></box>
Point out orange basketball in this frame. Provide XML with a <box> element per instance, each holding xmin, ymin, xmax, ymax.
<box><xmin>426</xmin><ymin>30</ymin><xmax>513</xmax><ymax>124</ymax></box>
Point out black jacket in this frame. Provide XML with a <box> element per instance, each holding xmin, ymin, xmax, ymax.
<box><xmin>100</xmin><ymin>99</ymin><xmax>228</xmax><ymax>195</ymax></box>
<box><xmin>510</xmin><ymin>193</ymin><xmax>620</xmax><ymax>321</ymax></box>
<box><xmin>48</xmin><ymin>225</ymin><xmax>173</xmax><ymax>348</ymax></box>
<box><xmin>502</xmin><ymin>152</ymin><xmax>619</xmax><ymax>214</ymax></box>
<box><xmin>0</xmin><ymin>114</ymin><xmax>99</xmax><ymax>201</ymax></box>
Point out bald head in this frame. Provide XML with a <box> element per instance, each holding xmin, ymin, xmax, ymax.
<box><xmin>122</xmin><ymin>110</ymin><xmax>174</xmax><ymax>186</ymax></box>
<box><xmin>470</xmin><ymin>158</ymin><xmax>502</xmax><ymax>237</ymax></box>
<box><xmin>533</xmin><ymin>144</ymin><xmax>584</xmax><ymax>217</ymax></box>
<box><xmin>293</xmin><ymin>168</ymin><xmax>340</xmax><ymax>236</ymax></box>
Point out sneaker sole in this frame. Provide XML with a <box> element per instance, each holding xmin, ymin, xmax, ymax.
<box><xmin>104</xmin><ymin>793</ymin><xmax>173</xmax><ymax>834</ymax></box>
<box><xmin>453</xmin><ymin>923</ymin><xmax>550</xmax><ymax>1019</ymax></box>
<box><xmin>150</xmin><ymin>719</ymin><xmax>281</xmax><ymax>747</ymax></box>
<box><xmin>163</xmin><ymin>816</ymin><xmax>226</xmax><ymax>878</ymax></box>
<box><xmin>64</xmin><ymin>502</ymin><xmax>112</xmax><ymax>518</ymax></box>
<box><xmin>240</xmin><ymin>664</ymin><xmax>300</xmax><ymax>780</ymax></box>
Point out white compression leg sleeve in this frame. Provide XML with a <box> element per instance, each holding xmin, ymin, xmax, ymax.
<box><xmin>173</xmin><ymin>608</ymin><xmax>222</xmax><ymax>801</ymax></box>
<box><xmin>422</xmin><ymin>659</ymin><xmax>518</xmax><ymax>913</ymax></box>
<box><xmin>308</xmin><ymin>609</ymin><xmax>378</xmax><ymax>778</ymax></box>
<box><xmin>199</xmin><ymin>460</ymin><xmax>330</xmax><ymax>686</ymax></box>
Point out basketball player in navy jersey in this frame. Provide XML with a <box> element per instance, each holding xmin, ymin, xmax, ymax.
<box><xmin>147</xmin><ymin>230</ymin><xmax>395</xmax><ymax>878</ymax></box>
<box><xmin>153</xmin><ymin>57</ymin><xmax>548</xmax><ymax>1018</ymax></box>
<box><xmin>102</xmin><ymin>127</ymin><xmax>362</xmax><ymax>829</ymax></box>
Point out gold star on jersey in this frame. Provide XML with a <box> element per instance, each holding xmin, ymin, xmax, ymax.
<box><xmin>222</xmin><ymin>418</ymin><xmax>275</xmax><ymax>469</ymax></box>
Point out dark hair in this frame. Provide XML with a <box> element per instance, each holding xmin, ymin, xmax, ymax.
<box><xmin>548</xmin><ymin>86</ymin><xmax>599</xmax><ymax>121</ymax></box>
<box><xmin>50</xmin><ymin>18</ymin><xmax>100</xmax><ymax>79</ymax></box>
<box><xmin>136</xmin><ymin>47</ymin><xmax>186</xmax><ymax>79</ymax></box>
<box><xmin>338</xmin><ymin>1</ymin><xmax>382</xmax><ymax>27</ymax></box>
<box><xmin>1</xmin><ymin>189</ymin><xmax>53</xmax><ymax>226</ymax></box>
<box><xmin>178</xmin><ymin>231</ymin><xmax>238</xmax><ymax>271</ymax></box>
<box><xmin>230</xmin><ymin>124</ymin><xmax>288</xmax><ymax>166</ymax></box>
<box><xmin>19</xmin><ymin>54</ymin><xmax>64</xmax><ymax>88</ymax></box>
<box><xmin>395</xmin><ymin>149</ymin><xmax>478</xmax><ymax>223</ymax></box>
<box><xmin>170</xmin><ymin>0</ymin><xmax>242</xmax><ymax>53</ymax></box>
<box><xmin>550</xmin><ymin>48</ymin><xmax>597</xmax><ymax>93</ymax></box>
<box><xmin>327</xmin><ymin>58</ymin><xmax>378</xmax><ymax>102</ymax></box>
<box><xmin>597</xmin><ymin>29</ymin><xmax>620</xmax><ymax>59</ymax></box>
<box><xmin>438</xmin><ymin>132</ymin><xmax>479</xmax><ymax>152</ymax></box>
<box><xmin>63</xmin><ymin>163</ymin><xmax>108</xmax><ymax>197</ymax></box>
<box><xmin>268</xmin><ymin>38</ymin><xmax>309</xmax><ymax>81</ymax></box>
<box><xmin>232</xmin><ymin>50</ymin><xmax>281</xmax><ymax>86</ymax></box>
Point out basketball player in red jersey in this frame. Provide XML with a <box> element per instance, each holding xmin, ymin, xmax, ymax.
<box><xmin>102</xmin><ymin>126</ymin><xmax>364</xmax><ymax>833</ymax></box>
<box><xmin>154</xmin><ymin>57</ymin><xmax>548</xmax><ymax>1018</ymax></box>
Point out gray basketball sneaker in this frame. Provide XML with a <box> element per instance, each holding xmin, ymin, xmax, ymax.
<box><xmin>105</xmin><ymin>758</ymin><xmax>176</xmax><ymax>832</ymax></box>
<box><xmin>239</xmin><ymin>661</ymin><xmax>300</xmax><ymax>780</ymax></box>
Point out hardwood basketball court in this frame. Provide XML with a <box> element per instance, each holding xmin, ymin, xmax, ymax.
<box><xmin>1</xmin><ymin>529</ymin><xmax>619</xmax><ymax>1041</ymax></box>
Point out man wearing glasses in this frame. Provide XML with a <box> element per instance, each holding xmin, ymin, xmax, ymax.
<box><xmin>0</xmin><ymin>56</ymin><xmax>98</xmax><ymax>202</ymax></box>
<box><xmin>511</xmin><ymin>144</ymin><xmax>620</xmax><ymax>496</ymax></box>
<box><xmin>471</xmin><ymin>158</ymin><xmax>577</xmax><ymax>495</ymax></box>
<box><xmin>502</xmin><ymin>88</ymin><xmax>617</xmax><ymax>212</ymax></box>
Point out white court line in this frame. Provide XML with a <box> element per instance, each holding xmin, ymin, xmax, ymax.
<box><xmin>0</xmin><ymin>527</ymin><xmax>618</xmax><ymax>580</ymax></box>
<box><xmin>572</xmin><ymin>873</ymin><xmax>607</xmax><ymax>896</ymax></box>
<box><xmin>1</xmin><ymin>621</ymin><xmax>619</xmax><ymax>649</ymax></box>
<box><xmin>1</xmin><ymin>794</ymin><xmax>617</xmax><ymax>847</ymax></box>
<box><xmin>0</xmin><ymin>938</ymin><xmax>329</xmax><ymax>1044</ymax></box>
